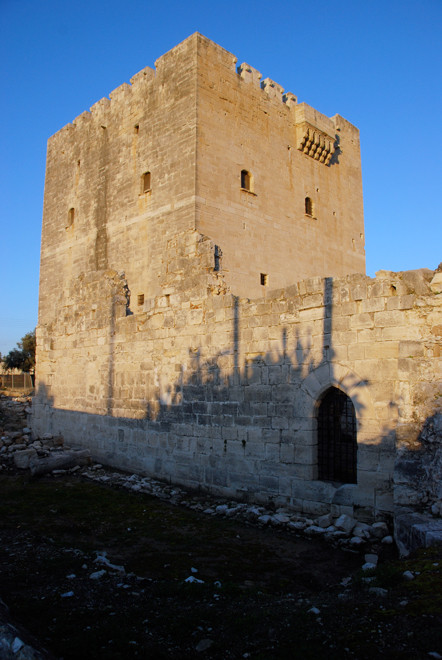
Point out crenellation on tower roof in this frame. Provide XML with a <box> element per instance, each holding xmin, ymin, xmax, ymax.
<box><xmin>260</xmin><ymin>77</ymin><xmax>285</xmax><ymax>100</ymax></box>
<box><xmin>72</xmin><ymin>110</ymin><xmax>92</xmax><ymax>127</ymax></box>
<box><xmin>130</xmin><ymin>66</ymin><xmax>155</xmax><ymax>87</ymax></box>
<box><xmin>109</xmin><ymin>82</ymin><xmax>132</xmax><ymax>101</ymax></box>
<box><xmin>282</xmin><ymin>92</ymin><xmax>298</xmax><ymax>107</ymax></box>
<box><xmin>90</xmin><ymin>97</ymin><xmax>111</xmax><ymax>118</ymax></box>
<box><xmin>237</xmin><ymin>62</ymin><xmax>262</xmax><ymax>85</ymax></box>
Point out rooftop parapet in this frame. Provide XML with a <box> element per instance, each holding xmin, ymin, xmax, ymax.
<box><xmin>130</xmin><ymin>66</ymin><xmax>155</xmax><ymax>86</ymax></box>
<box><xmin>261</xmin><ymin>77</ymin><xmax>284</xmax><ymax>101</ymax></box>
<box><xmin>237</xmin><ymin>62</ymin><xmax>262</xmax><ymax>85</ymax></box>
<box><xmin>48</xmin><ymin>33</ymin><xmax>357</xmax><ymax>149</ymax></box>
<box><xmin>109</xmin><ymin>82</ymin><xmax>132</xmax><ymax>101</ymax></box>
<box><xmin>283</xmin><ymin>92</ymin><xmax>298</xmax><ymax>107</ymax></box>
<box><xmin>72</xmin><ymin>110</ymin><xmax>92</xmax><ymax>127</ymax></box>
<box><xmin>90</xmin><ymin>97</ymin><xmax>111</xmax><ymax>120</ymax></box>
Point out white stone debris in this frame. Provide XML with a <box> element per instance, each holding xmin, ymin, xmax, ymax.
<box><xmin>308</xmin><ymin>606</ymin><xmax>321</xmax><ymax>615</ymax></box>
<box><xmin>352</xmin><ymin>523</ymin><xmax>371</xmax><ymax>539</ymax></box>
<box><xmin>364</xmin><ymin>553</ymin><xmax>378</xmax><ymax>566</ymax></box>
<box><xmin>258</xmin><ymin>514</ymin><xmax>272</xmax><ymax>524</ymax></box>
<box><xmin>316</xmin><ymin>514</ymin><xmax>333</xmax><ymax>528</ymax></box>
<box><xmin>195</xmin><ymin>639</ymin><xmax>213</xmax><ymax>652</ymax></box>
<box><xmin>305</xmin><ymin>525</ymin><xmax>326</xmax><ymax>536</ymax></box>
<box><xmin>185</xmin><ymin>576</ymin><xmax>204</xmax><ymax>584</ymax></box>
<box><xmin>11</xmin><ymin>637</ymin><xmax>24</xmax><ymax>653</ymax></box>
<box><xmin>272</xmin><ymin>513</ymin><xmax>290</xmax><ymax>524</ymax></box>
<box><xmin>89</xmin><ymin>570</ymin><xmax>107</xmax><ymax>580</ymax></box>
<box><xmin>334</xmin><ymin>514</ymin><xmax>356</xmax><ymax>534</ymax></box>
<box><xmin>381</xmin><ymin>535</ymin><xmax>394</xmax><ymax>544</ymax></box>
<box><xmin>94</xmin><ymin>551</ymin><xmax>125</xmax><ymax>573</ymax></box>
<box><xmin>349</xmin><ymin>536</ymin><xmax>365</xmax><ymax>546</ymax></box>
<box><xmin>75</xmin><ymin>466</ymin><xmax>396</xmax><ymax>552</ymax></box>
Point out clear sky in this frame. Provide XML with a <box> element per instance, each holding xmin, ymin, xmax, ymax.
<box><xmin>1</xmin><ymin>0</ymin><xmax>441</xmax><ymax>356</ymax></box>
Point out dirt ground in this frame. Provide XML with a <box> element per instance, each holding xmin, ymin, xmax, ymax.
<box><xmin>0</xmin><ymin>393</ymin><xmax>441</xmax><ymax>659</ymax></box>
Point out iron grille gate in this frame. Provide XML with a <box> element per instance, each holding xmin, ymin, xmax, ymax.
<box><xmin>318</xmin><ymin>387</ymin><xmax>357</xmax><ymax>484</ymax></box>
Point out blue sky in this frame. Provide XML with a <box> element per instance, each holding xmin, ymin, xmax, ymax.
<box><xmin>1</xmin><ymin>0</ymin><xmax>441</xmax><ymax>356</ymax></box>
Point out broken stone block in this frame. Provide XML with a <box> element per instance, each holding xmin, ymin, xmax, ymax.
<box><xmin>349</xmin><ymin>536</ymin><xmax>365</xmax><ymax>546</ymax></box>
<box><xmin>14</xmin><ymin>448</ymin><xmax>38</xmax><ymax>469</ymax></box>
<box><xmin>430</xmin><ymin>272</ymin><xmax>442</xmax><ymax>293</ymax></box>
<box><xmin>334</xmin><ymin>514</ymin><xmax>356</xmax><ymax>535</ymax></box>
<box><xmin>316</xmin><ymin>513</ymin><xmax>333</xmax><ymax>528</ymax></box>
<box><xmin>352</xmin><ymin>523</ymin><xmax>371</xmax><ymax>538</ymax></box>
<box><xmin>370</xmin><ymin>521</ymin><xmax>389</xmax><ymax>538</ymax></box>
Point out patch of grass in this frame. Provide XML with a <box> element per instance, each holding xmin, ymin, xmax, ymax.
<box><xmin>1</xmin><ymin>473</ymin><xmax>441</xmax><ymax>659</ymax></box>
<box><xmin>372</xmin><ymin>562</ymin><xmax>404</xmax><ymax>589</ymax></box>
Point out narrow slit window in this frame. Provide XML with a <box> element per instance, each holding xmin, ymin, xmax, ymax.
<box><xmin>67</xmin><ymin>207</ymin><xmax>75</xmax><ymax>227</ymax></box>
<box><xmin>141</xmin><ymin>171</ymin><xmax>151</xmax><ymax>193</ymax></box>
<box><xmin>305</xmin><ymin>197</ymin><xmax>313</xmax><ymax>216</ymax></box>
<box><xmin>260</xmin><ymin>273</ymin><xmax>268</xmax><ymax>286</ymax></box>
<box><xmin>241</xmin><ymin>169</ymin><xmax>253</xmax><ymax>192</ymax></box>
<box><xmin>137</xmin><ymin>294</ymin><xmax>144</xmax><ymax>306</ymax></box>
<box><xmin>214</xmin><ymin>245</ymin><xmax>222</xmax><ymax>272</ymax></box>
<box><xmin>134</xmin><ymin>124</ymin><xmax>139</xmax><ymax>134</ymax></box>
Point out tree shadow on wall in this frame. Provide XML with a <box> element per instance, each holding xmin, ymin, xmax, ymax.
<box><xmin>35</xmin><ymin>274</ymin><xmax>421</xmax><ymax>519</ymax></box>
<box><xmin>328</xmin><ymin>134</ymin><xmax>342</xmax><ymax>167</ymax></box>
<box><xmin>145</xmin><ymin>279</ymin><xmax>367</xmax><ymax>429</ymax></box>
<box><xmin>140</xmin><ymin>278</ymin><xmax>376</xmax><ymax>497</ymax></box>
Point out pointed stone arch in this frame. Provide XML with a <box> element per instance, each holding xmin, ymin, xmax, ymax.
<box><xmin>294</xmin><ymin>362</ymin><xmax>383</xmax><ymax>481</ymax></box>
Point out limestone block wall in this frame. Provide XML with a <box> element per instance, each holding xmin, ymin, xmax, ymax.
<box><xmin>39</xmin><ymin>34</ymin><xmax>200</xmax><ymax>328</ymax></box>
<box><xmin>39</xmin><ymin>33</ymin><xmax>366</xmax><ymax>326</ymax></box>
<box><xmin>194</xmin><ymin>35</ymin><xmax>365</xmax><ymax>297</ymax></box>
<box><xmin>32</xmin><ymin>240</ymin><xmax>441</xmax><ymax>523</ymax></box>
<box><xmin>35</xmin><ymin>33</ymin><xmax>439</xmax><ymax>524</ymax></box>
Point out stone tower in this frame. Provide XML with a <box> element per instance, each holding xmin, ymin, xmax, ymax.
<box><xmin>39</xmin><ymin>32</ymin><xmax>365</xmax><ymax>329</ymax></box>
<box><xmin>34</xmin><ymin>35</ymin><xmax>441</xmax><ymax>528</ymax></box>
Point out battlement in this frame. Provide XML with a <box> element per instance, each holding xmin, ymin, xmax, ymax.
<box><xmin>52</xmin><ymin>33</ymin><xmax>356</xmax><ymax>156</ymax></box>
<box><xmin>42</xmin><ymin>32</ymin><xmax>364</xmax><ymax>316</ymax></box>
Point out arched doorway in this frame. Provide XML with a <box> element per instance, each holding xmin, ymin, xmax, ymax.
<box><xmin>318</xmin><ymin>387</ymin><xmax>357</xmax><ymax>483</ymax></box>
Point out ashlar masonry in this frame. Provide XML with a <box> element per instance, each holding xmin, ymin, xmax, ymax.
<box><xmin>32</xmin><ymin>34</ymin><xmax>442</xmax><ymax>525</ymax></box>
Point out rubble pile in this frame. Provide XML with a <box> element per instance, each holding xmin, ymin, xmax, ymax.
<box><xmin>0</xmin><ymin>394</ymin><xmax>84</xmax><ymax>475</ymax></box>
<box><xmin>0</xmin><ymin>394</ymin><xmax>35</xmax><ymax>471</ymax></box>
<box><xmin>82</xmin><ymin>467</ymin><xmax>394</xmax><ymax>550</ymax></box>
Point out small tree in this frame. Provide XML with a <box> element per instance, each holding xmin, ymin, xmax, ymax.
<box><xmin>3</xmin><ymin>329</ymin><xmax>36</xmax><ymax>373</ymax></box>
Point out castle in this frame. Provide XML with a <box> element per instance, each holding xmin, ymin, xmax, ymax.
<box><xmin>32</xmin><ymin>34</ymin><xmax>441</xmax><ymax>533</ymax></box>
